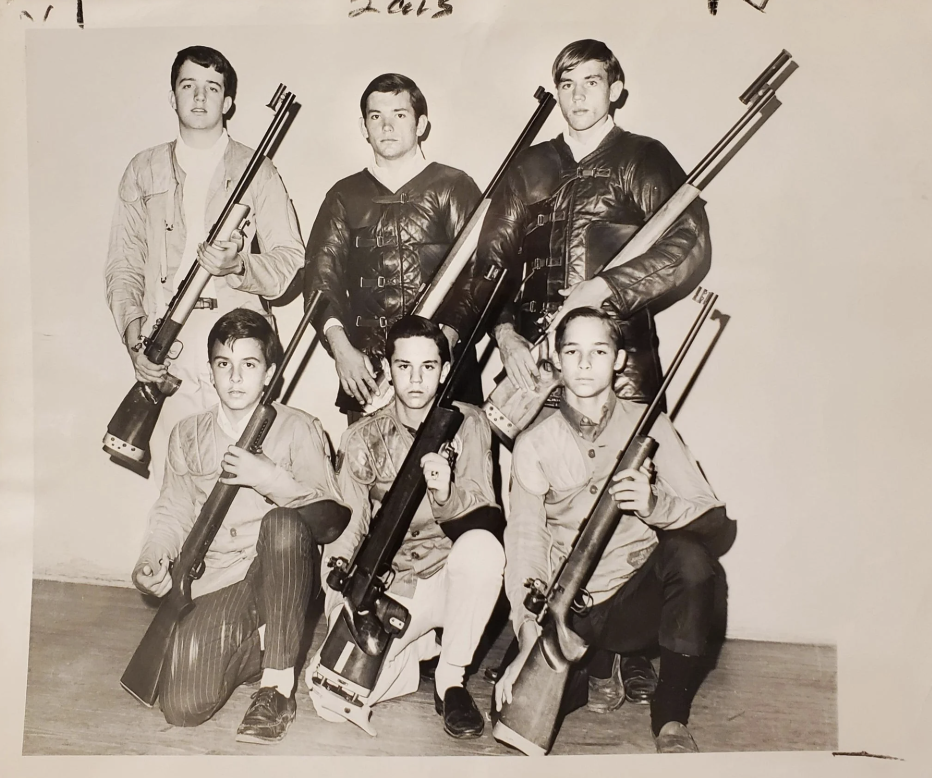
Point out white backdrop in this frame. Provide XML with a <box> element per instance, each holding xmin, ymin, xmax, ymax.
<box><xmin>3</xmin><ymin>0</ymin><xmax>932</xmax><ymax>773</ymax></box>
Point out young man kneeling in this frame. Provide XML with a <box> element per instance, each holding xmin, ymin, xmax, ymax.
<box><xmin>131</xmin><ymin>308</ymin><xmax>348</xmax><ymax>744</ymax></box>
<box><xmin>494</xmin><ymin>308</ymin><xmax>727</xmax><ymax>753</ymax></box>
<box><xmin>308</xmin><ymin>316</ymin><xmax>503</xmax><ymax>739</ymax></box>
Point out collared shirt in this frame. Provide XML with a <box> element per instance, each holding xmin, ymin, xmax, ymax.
<box><xmin>563</xmin><ymin>116</ymin><xmax>616</xmax><ymax>162</ymax></box>
<box><xmin>559</xmin><ymin>392</ymin><xmax>617</xmax><ymax>442</ymax></box>
<box><xmin>215</xmin><ymin>400</ymin><xmax>257</xmax><ymax>441</ymax></box>
<box><xmin>505</xmin><ymin>397</ymin><xmax>724</xmax><ymax>634</ymax></box>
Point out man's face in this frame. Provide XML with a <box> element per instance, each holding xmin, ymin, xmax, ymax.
<box><xmin>170</xmin><ymin>60</ymin><xmax>232</xmax><ymax>134</ymax></box>
<box><xmin>360</xmin><ymin>90</ymin><xmax>427</xmax><ymax>163</ymax></box>
<box><xmin>554</xmin><ymin>317</ymin><xmax>625</xmax><ymax>399</ymax></box>
<box><xmin>556</xmin><ymin>59</ymin><xmax>624</xmax><ymax>134</ymax></box>
<box><xmin>209</xmin><ymin>337</ymin><xmax>274</xmax><ymax>419</ymax></box>
<box><xmin>389</xmin><ymin>336</ymin><xmax>450</xmax><ymax>412</ymax></box>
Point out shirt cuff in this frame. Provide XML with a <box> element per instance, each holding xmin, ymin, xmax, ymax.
<box><xmin>323</xmin><ymin>318</ymin><xmax>344</xmax><ymax>335</ymax></box>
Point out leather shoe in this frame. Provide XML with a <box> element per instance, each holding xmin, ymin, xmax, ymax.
<box><xmin>235</xmin><ymin>686</ymin><xmax>297</xmax><ymax>744</ymax></box>
<box><xmin>434</xmin><ymin>685</ymin><xmax>484</xmax><ymax>739</ymax></box>
<box><xmin>653</xmin><ymin>721</ymin><xmax>699</xmax><ymax>753</ymax></box>
<box><xmin>587</xmin><ymin>654</ymin><xmax>624</xmax><ymax>713</ymax></box>
<box><xmin>420</xmin><ymin>656</ymin><xmax>439</xmax><ymax>682</ymax></box>
<box><xmin>620</xmin><ymin>654</ymin><xmax>657</xmax><ymax>705</ymax></box>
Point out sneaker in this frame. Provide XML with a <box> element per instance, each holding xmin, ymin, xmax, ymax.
<box><xmin>653</xmin><ymin>721</ymin><xmax>699</xmax><ymax>753</ymax></box>
<box><xmin>235</xmin><ymin>686</ymin><xmax>297</xmax><ymax>744</ymax></box>
<box><xmin>587</xmin><ymin>654</ymin><xmax>624</xmax><ymax>713</ymax></box>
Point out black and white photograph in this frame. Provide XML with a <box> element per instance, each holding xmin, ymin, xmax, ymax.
<box><xmin>1</xmin><ymin>0</ymin><xmax>930</xmax><ymax>774</ymax></box>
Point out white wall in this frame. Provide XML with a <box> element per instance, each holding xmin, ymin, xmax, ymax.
<box><xmin>5</xmin><ymin>0</ymin><xmax>932</xmax><ymax>763</ymax></box>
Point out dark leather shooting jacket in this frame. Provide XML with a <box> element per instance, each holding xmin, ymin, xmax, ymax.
<box><xmin>475</xmin><ymin>126</ymin><xmax>711</xmax><ymax>402</ymax></box>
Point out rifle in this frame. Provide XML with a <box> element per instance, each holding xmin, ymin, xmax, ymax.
<box><xmin>120</xmin><ymin>291</ymin><xmax>347</xmax><ymax>706</ymax></box>
<box><xmin>309</xmin><ymin>270</ymin><xmax>509</xmax><ymax>735</ymax></box>
<box><xmin>492</xmin><ymin>287</ymin><xmax>719</xmax><ymax>756</ymax></box>
<box><xmin>360</xmin><ymin>86</ymin><xmax>555</xmax><ymax>414</ymax></box>
<box><xmin>483</xmin><ymin>50</ymin><xmax>794</xmax><ymax>446</ymax></box>
<box><xmin>103</xmin><ymin>84</ymin><xmax>297</xmax><ymax>477</ymax></box>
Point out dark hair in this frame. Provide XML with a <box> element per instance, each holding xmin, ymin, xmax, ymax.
<box><xmin>385</xmin><ymin>316</ymin><xmax>451</xmax><ymax>365</ymax></box>
<box><xmin>171</xmin><ymin>45</ymin><xmax>238</xmax><ymax>102</ymax></box>
<box><xmin>207</xmin><ymin>308</ymin><xmax>282</xmax><ymax>369</ymax></box>
<box><xmin>555</xmin><ymin>307</ymin><xmax>625</xmax><ymax>352</ymax></box>
<box><xmin>359</xmin><ymin>73</ymin><xmax>428</xmax><ymax>122</ymax></box>
<box><xmin>552</xmin><ymin>39</ymin><xmax>625</xmax><ymax>88</ymax></box>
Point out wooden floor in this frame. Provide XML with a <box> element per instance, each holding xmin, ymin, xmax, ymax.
<box><xmin>22</xmin><ymin>579</ymin><xmax>837</xmax><ymax>756</ymax></box>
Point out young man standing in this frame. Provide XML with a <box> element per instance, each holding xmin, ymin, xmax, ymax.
<box><xmin>476</xmin><ymin>38</ymin><xmax>712</xmax><ymax>705</ymax></box>
<box><xmin>131</xmin><ymin>308</ymin><xmax>348</xmax><ymax>744</ymax></box>
<box><xmin>105</xmin><ymin>46</ymin><xmax>304</xmax><ymax>481</ymax></box>
<box><xmin>494</xmin><ymin>308</ymin><xmax>726</xmax><ymax>753</ymax></box>
<box><xmin>308</xmin><ymin>316</ymin><xmax>503</xmax><ymax>739</ymax></box>
<box><xmin>304</xmin><ymin>74</ymin><xmax>483</xmax><ymax>419</ymax></box>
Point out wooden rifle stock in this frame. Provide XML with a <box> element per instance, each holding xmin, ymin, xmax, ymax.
<box><xmin>103</xmin><ymin>85</ymin><xmax>298</xmax><ymax>476</ymax></box>
<box><xmin>120</xmin><ymin>293</ymin><xmax>323</xmax><ymax>706</ymax></box>
<box><xmin>493</xmin><ymin>288</ymin><xmax>718</xmax><ymax>755</ymax></box>
<box><xmin>361</xmin><ymin>88</ymin><xmax>555</xmax><ymax>414</ymax></box>
<box><xmin>484</xmin><ymin>50</ymin><xmax>795</xmax><ymax>445</ymax></box>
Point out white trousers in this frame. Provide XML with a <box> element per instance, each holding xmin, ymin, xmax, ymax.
<box><xmin>312</xmin><ymin>528</ymin><xmax>504</xmax><ymax>706</ymax></box>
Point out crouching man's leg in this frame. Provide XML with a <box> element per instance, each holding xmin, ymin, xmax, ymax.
<box><xmin>235</xmin><ymin>505</ymin><xmax>334</xmax><ymax>744</ymax></box>
<box><xmin>434</xmin><ymin>528</ymin><xmax>505</xmax><ymax>738</ymax></box>
<box><xmin>160</xmin><ymin>580</ymin><xmax>262</xmax><ymax>728</ymax></box>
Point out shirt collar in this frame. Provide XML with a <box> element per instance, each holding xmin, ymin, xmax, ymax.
<box><xmin>563</xmin><ymin>116</ymin><xmax>615</xmax><ymax>162</ymax></box>
<box><xmin>366</xmin><ymin>147</ymin><xmax>429</xmax><ymax>193</ymax></box>
<box><xmin>216</xmin><ymin>402</ymin><xmax>255</xmax><ymax>441</ymax></box>
<box><xmin>559</xmin><ymin>392</ymin><xmax>617</xmax><ymax>442</ymax></box>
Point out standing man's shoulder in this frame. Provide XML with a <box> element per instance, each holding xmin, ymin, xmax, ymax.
<box><xmin>117</xmin><ymin>141</ymin><xmax>175</xmax><ymax>199</ymax></box>
<box><xmin>603</xmin><ymin>127</ymin><xmax>683</xmax><ymax>172</ymax></box>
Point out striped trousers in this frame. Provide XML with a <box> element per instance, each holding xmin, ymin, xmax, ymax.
<box><xmin>159</xmin><ymin>506</ymin><xmax>326</xmax><ymax>726</ymax></box>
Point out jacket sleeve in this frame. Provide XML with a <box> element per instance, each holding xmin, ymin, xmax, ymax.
<box><xmin>429</xmin><ymin>407</ymin><xmax>497</xmax><ymax>522</ymax></box>
<box><xmin>225</xmin><ymin>158</ymin><xmax>305</xmax><ymax>299</ymax></box>
<box><xmin>473</xmin><ymin>162</ymin><xmax>533</xmax><ymax>338</ymax></box>
<box><xmin>138</xmin><ymin>423</ymin><xmax>195</xmax><ymax>568</ymax></box>
<box><xmin>304</xmin><ymin>186</ymin><xmax>352</xmax><ymax>348</ymax></box>
<box><xmin>104</xmin><ymin>158</ymin><xmax>149</xmax><ymax>341</ymax></box>
<box><xmin>504</xmin><ymin>432</ymin><xmax>555</xmax><ymax>636</ymax></box>
<box><xmin>600</xmin><ymin>140</ymin><xmax>711</xmax><ymax>318</ymax></box>
<box><xmin>434</xmin><ymin>172</ymin><xmax>484</xmax><ymax>337</ymax></box>
<box><xmin>251</xmin><ymin>414</ymin><xmax>344</xmax><ymax>509</ymax></box>
<box><xmin>639</xmin><ymin>413</ymin><xmax>724</xmax><ymax>531</ymax></box>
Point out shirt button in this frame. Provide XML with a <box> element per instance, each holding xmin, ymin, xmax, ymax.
<box><xmin>411</xmin><ymin>530</ymin><xmax>420</xmax><ymax>538</ymax></box>
<box><xmin>588</xmin><ymin>449</ymin><xmax>596</xmax><ymax>458</ymax></box>
<box><xmin>589</xmin><ymin>485</ymin><xmax>598</xmax><ymax>494</ymax></box>
<box><xmin>411</xmin><ymin>551</ymin><xmax>420</xmax><ymax>560</ymax></box>
<box><xmin>230</xmin><ymin>527</ymin><xmax>237</xmax><ymax>537</ymax></box>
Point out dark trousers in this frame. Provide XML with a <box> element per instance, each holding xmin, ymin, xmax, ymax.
<box><xmin>160</xmin><ymin>506</ymin><xmax>323</xmax><ymax>726</ymax></box>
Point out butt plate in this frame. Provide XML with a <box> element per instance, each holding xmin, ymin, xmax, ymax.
<box><xmin>492</xmin><ymin>720</ymin><xmax>548</xmax><ymax>756</ymax></box>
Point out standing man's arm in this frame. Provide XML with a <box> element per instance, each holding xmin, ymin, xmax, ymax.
<box><xmin>104</xmin><ymin>158</ymin><xmax>168</xmax><ymax>384</ymax></box>
<box><xmin>475</xmin><ymin>164</ymin><xmax>543</xmax><ymax>391</ymax></box>
<box><xmin>433</xmin><ymin>173</ymin><xmax>482</xmax><ymax>349</ymax></box>
<box><xmin>223</xmin><ymin>158</ymin><xmax>305</xmax><ymax>299</ymax></box>
<box><xmin>304</xmin><ymin>187</ymin><xmax>380</xmax><ymax>404</ymax></box>
<box><xmin>579</xmin><ymin>142</ymin><xmax>712</xmax><ymax>318</ymax></box>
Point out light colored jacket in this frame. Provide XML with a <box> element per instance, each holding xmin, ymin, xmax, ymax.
<box><xmin>105</xmin><ymin>139</ymin><xmax>304</xmax><ymax>340</ymax></box>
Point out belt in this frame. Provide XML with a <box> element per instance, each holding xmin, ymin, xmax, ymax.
<box><xmin>193</xmin><ymin>297</ymin><xmax>218</xmax><ymax>310</ymax></box>
<box><xmin>356</xmin><ymin>315</ymin><xmax>389</xmax><ymax>328</ymax></box>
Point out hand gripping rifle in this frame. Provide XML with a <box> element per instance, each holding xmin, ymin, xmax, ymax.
<box><xmin>310</xmin><ymin>270</ymin><xmax>509</xmax><ymax>736</ymax></box>
<box><xmin>360</xmin><ymin>87</ymin><xmax>555</xmax><ymax>415</ymax></box>
<box><xmin>120</xmin><ymin>291</ymin><xmax>348</xmax><ymax>706</ymax></box>
<box><xmin>492</xmin><ymin>287</ymin><xmax>718</xmax><ymax>756</ymax></box>
<box><xmin>103</xmin><ymin>85</ymin><xmax>297</xmax><ymax>477</ymax></box>
<box><xmin>483</xmin><ymin>50</ymin><xmax>794</xmax><ymax>445</ymax></box>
